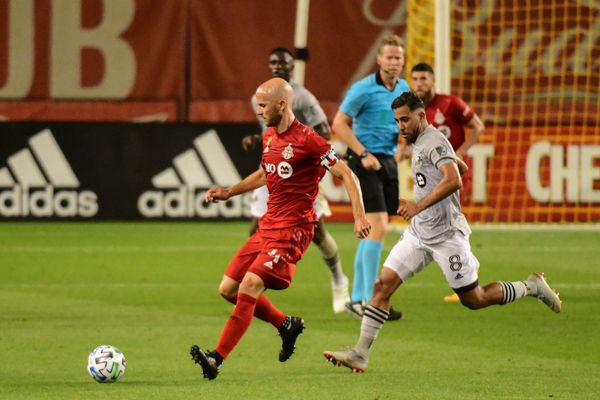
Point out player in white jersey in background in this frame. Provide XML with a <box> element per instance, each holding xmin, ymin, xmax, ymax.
<box><xmin>323</xmin><ymin>91</ymin><xmax>562</xmax><ymax>373</ymax></box>
<box><xmin>242</xmin><ymin>47</ymin><xmax>350</xmax><ymax>313</ymax></box>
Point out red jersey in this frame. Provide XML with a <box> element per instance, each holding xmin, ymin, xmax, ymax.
<box><xmin>425</xmin><ymin>94</ymin><xmax>474</xmax><ymax>151</ymax></box>
<box><xmin>259</xmin><ymin>119</ymin><xmax>337</xmax><ymax>229</ymax></box>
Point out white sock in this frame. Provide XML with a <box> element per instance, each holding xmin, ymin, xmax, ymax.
<box><xmin>499</xmin><ymin>281</ymin><xmax>529</xmax><ymax>304</ymax></box>
<box><xmin>355</xmin><ymin>305</ymin><xmax>389</xmax><ymax>356</ymax></box>
<box><xmin>317</xmin><ymin>232</ymin><xmax>345</xmax><ymax>285</ymax></box>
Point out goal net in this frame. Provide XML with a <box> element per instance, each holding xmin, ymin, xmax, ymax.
<box><xmin>406</xmin><ymin>0</ymin><xmax>600</xmax><ymax>223</ymax></box>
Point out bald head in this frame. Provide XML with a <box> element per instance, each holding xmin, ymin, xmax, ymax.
<box><xmin>256</xmin><ymin>77</ymin><xmax>293</xmax><ymax>103</ymax></box>
<box><xmin>255</xmin><ymin>78</ymin><xmax>295</xmax><ymax>130</ymax></box>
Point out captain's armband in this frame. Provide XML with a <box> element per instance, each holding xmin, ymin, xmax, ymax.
<box><xmin>320</xmin><ymin>148</ymin><xmax>339</xmax><ymax>170</ymax></box>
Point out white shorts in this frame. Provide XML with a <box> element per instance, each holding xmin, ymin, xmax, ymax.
<box><xmin>249</xmin><ymin>185</ymin><xmax>332</xmax><ymax>219</ymax></box>
<box><xmin>382</xmin><ymin>229</ymin><xmax>480</xmax><ymax>290</ymax></box>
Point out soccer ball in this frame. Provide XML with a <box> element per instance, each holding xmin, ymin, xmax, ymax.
<box><xmin>87</xmin><ymin>345</ymin><xmax>126</xmax><ymax>383</ymax></box>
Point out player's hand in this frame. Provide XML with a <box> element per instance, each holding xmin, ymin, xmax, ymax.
<box><xmin>397</xmin><ymin>199</ymin><xmax>420</xmax><ymax>221</ymax></box>
<box><xmin>354</xmin><ymin>216</ymin><xmax>371</xmax><ymax>239</ymax></box>
<box><xmin>204</xmin><ymin>187</ymin><xmax>231</xmax><ymax>203</ymax></box>
<box><xmin>393</xmin><ymin>149</ymin><xmax>403</xmax><ymax>163</ymax></box>
<box><xmin>361</xmin><ymin>154</ymin><xmax>382</xmax><ymax>171</ymax></box>
<box><xmin>242</xmin><ymin>134</ymin><xmax>261</xmax><ymax>151</ymax></box>
<box><xmin>394</xmin><ymin>144</ymin><xmax>412</xmax><ymax>162</ymax></box>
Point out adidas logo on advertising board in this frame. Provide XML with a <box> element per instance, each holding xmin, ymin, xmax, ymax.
<box><xmin>138</xmin><ymin>129</ymin><xmax>252</xmax><ymax>218</ymax></box>
<box><xmin>0</xmin><ymin>129</ymin><xmax>98</xmax><ymax>218</ymax></box>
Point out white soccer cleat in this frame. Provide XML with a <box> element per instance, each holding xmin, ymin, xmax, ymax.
<box><xmin>332</xmin><ymin>276</ymin><xmax>350</xmax><ymax>314</ymax></box>
<box><xmin>323</xmin><ymin>349</ymin><xmax>368</xmax><ymax>373</ymax></box>
<box><xmin>528</xmin><ymin>272</ymin><xmax>562</xmax><ymax>313</ymax></box>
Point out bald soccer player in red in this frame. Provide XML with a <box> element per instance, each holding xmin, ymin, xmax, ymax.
<box><xmin>190</xmin><ymin>77</ymin><xmax>371</xmax><ymax>380</ymax></box>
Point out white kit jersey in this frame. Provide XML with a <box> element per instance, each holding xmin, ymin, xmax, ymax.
<box><xmin>408</xmin><ymin>125</ymin><xmax>471</xmax><ymax>244</ymax></box>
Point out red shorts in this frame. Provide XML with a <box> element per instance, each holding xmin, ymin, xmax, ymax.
<box><xmin>224</xmin><ymin>224</ymin><xmax>314</xmax><ymax>290</ymax></box>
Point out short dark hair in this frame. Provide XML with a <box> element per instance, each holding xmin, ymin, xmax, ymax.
<box><xmin>391</xmin><ymin>91</ymin><xmax>424</xmax><ymax>111</ymax></box>
<box><xmin>411</xmin><ymin>62</ymin><xmax>434</xmax><ymax>74</ymax></box>
<box><xmin>270</xmin><ymin>47</ymin><xmax>294</xmax><ymax>59</ymax></box>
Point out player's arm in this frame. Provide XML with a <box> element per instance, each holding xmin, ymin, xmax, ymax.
<box><xmin>395</xmin><ymin>139</ymin><xmax>413</xmax><ymax>162</ymax></box>
<box><xmin>332</xmin><ymin>111</ymin><xmax>365</xmax><ymax>155</ymax></box>
<box><xmin>204</xmin><ymin>168</ymin><xmax>266</xmax><ymax>203</ymax></box>
<box><xmin>456</xmin><ymin>113</ymin><xmax>484</xmax><ymax>158</ymax></box>
<box><xmin>328</xmin><ymin>161</ymin><xmax>371</xmax><ymax>239</ymax></box>
<box><xmin>332</xmin><ymin>111</ymin><xmax>381</xmax><ymax>171</ymax></box>
<box><xmin>397</xmin><ymin>162</ymin><xmax>462</xmax><ymax>220</ymax></box>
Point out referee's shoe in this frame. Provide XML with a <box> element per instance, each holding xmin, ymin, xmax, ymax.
<box><xmin>345</xmin><ymin>301</ymin><xmax>403</xmax><ymax>321</ymax></box>
<box><xmin>387</xmin><ymin>306</ymin><xmax>403</xmax><ymax>321</ymax></box>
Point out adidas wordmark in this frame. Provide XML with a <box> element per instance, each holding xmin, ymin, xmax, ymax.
<box><xmin>137</xmin><ymin>130</ymin><xmax>252</xmax><ymax>218</ymax></box>
<box><xmin>0</xmin><ymin>129</ymin><xmax>98</xmax><ymax>218</ymax></box>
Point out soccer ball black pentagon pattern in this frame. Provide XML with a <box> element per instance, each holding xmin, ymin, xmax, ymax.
<box><xmin>87</xmin><ymin>345</ymin><xmax>126</xmax><ymax>383</ymax></box>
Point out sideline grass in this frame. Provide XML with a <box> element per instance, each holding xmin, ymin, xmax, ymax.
<box><xmin>0</xmin><ymin>222</ymin><xmax>598</xmax><ymax>399</ymax></box>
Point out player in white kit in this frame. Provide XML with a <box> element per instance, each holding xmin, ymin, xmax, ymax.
<box><xmin>323</xmin><ymin>91</ymin><xmax>562</xmax><ymax>373</ymax></box>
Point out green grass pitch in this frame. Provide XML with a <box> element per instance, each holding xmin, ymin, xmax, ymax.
<box><xmin>1</xmin><ymin>222</ymin><xmax>598</xmax><ymax>399</ymax></box>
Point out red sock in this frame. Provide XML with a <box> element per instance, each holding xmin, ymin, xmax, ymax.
<box><xmin>255</xmin><ymin>294</ymin><xmax>286</xmax><ymax>328</ymax></box>
<box><xmin>224</xmin><ymin>294</ymin><xmax>285</xmax><ymax>328</ymax></box>
<box><xmin>216</xmin><ymin>293</ymin><xmax>257</xmax><ymax>359</ymax></box>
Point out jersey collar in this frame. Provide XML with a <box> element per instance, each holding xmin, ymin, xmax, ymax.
<box><xmin>375</xmin><ymin>70</ymin><xmax>399</xmax><ymax>92</ymax></box>
<box><xmin>375</xmin><ymin>70</ymin><xmax>385</xmax><ymax>86</ymax></box>
<box><xmin>277</xmin><ymin>118</ymin><xmax>299</xmax><ymax>136</ymax></box>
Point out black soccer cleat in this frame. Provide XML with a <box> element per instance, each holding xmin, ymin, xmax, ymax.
<box><xmin>190</xmin><ymin>345</ymin><xmax>222</xmax><ymax>380</ymax></box>
<box><xmin>387</xmin><ymin>306</ymin><xmax>404</xmax><ymax>321</ymax></box>
<box><xmin>278</xmin><ymin>316</ymin><xmax>305</xmax><ymax>362</ymax></box>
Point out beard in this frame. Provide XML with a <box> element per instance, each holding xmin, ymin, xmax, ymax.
<box><xmin>421</xmin><ymin>90</ymin><xmax>433</xmax><ymax>104</ymax></box>
<box><xmin>406</xmin><ymin>126</ymin><xmax>420</xmax><ymax>144</ymax></box>
<box><xmin>265</xmin><ymin>113</ymin><xmax>282</xmax><ymax>127</ymax></box>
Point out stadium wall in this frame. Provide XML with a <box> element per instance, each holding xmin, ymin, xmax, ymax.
<box><xmin>0</xmin><ymin>0</ymin><xmax>408</xmax><ymax>122</ymax></box>
<box><xmin>1</xmin><ymin>124</ymin><xmax>598</xmax><ymax>222</ymax></box>
<box><xmin>1</xmin><ymin>1</ymin><xmax>598</xmax><ymax>223</ymax></box>
<box><xmin>0</xmin><ymin>123</ymin><xmax>261</xmax><ymax>220</ymax></box>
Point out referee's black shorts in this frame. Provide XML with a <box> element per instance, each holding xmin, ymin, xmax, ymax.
<box><xmin>346</xmin><ymin>151</ymin><xmax>399</xmax><ymax>215</ymax></box>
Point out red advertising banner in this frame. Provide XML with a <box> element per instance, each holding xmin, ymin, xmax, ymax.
<box><xmin>0</xmin><ymin>100</ymin><xmax>178</xmax><ymax>122</ymax></box>
<box><xmin>190</xmin><ymin>0</ymin><xmax>407</xmax><ymax>100</ymax></box>
<box><xmin>2</xmin><ymin>1</ymin><xmax>597</xmax><ymax>124</ymax></box>
<box><xmin>462</xmin><ymin>127</ymin><xmax>600</xmax><ymax>223</ymax></box>
<box><xmin>0</xmin><ymin>1</ymin><xmax>598</xmax><ymax>222</ymax></box>
<box><xmin>324</xmin><ymin>127</ymin><xmax>600</xmax><ymax>223</ymax></box>
<box><xmin>188</xmin><ymin>0</ymin><xmax>408</xmax><ymax>121</ymax></box>
<box><xmin>0</xmin><ymin>0</ymin><xmax>186</xmax><ymax>120</ymax></box>
<box><xmin>0</xmin><ymin>0</ymin><xmax>407</xmax><ymax>121</ymax></box>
